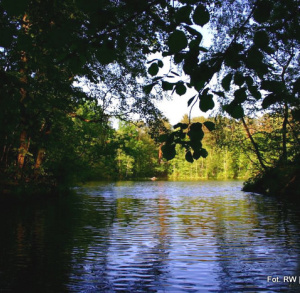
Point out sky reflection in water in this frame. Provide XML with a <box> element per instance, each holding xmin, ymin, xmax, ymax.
<box><xmin>1</xmin><ymin>181</ymin><xmax>300</xmax><ymax>292</ymax></box>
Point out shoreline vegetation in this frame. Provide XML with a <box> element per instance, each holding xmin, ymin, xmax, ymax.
<box><xmin>1</xmin><ymin>113</ymin><xmax>299</xmax><ymax>201</ymax></box>
<box><xmin>0</xmin><ymin>1</ymin><xmax>299</xmax><ymax>202</ymax></box>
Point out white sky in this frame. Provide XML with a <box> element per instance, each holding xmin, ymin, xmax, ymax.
<box><xmin>152</xmin><ymin>25</ymin><xmax>214</xmax><ymax>125</ymax></box>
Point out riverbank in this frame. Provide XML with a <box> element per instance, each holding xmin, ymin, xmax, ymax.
<box><xmin>242</xmin><ymin>163</ymin><xmax>300</xmax><ymax>199</ymax></box>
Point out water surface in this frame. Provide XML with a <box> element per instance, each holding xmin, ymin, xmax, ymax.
<box><xmin>1</xmin><ymin>180</ymin><xmax>300</xmax><ymax>292</ymax></box>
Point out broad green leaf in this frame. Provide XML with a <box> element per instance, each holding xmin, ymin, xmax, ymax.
<box><xmin>224</xmin><ymin>103</ymin><xmax>244</xmax><ymax>119</ymax></box>
<box><xmin>224</xmin><ymin>46</ymin><xmax>241</xmax><ymax>69</ymax></box>
<box><xmin>190</xmin><ymin>139</ymin><xmax>202</xmax><ymax>151</ymax></box>
<box><xmin>143</xmin><ymin>83</ymin><xmax>155</xmax><ymax>94</ymax></box>
<box><xmin>222</xmin><ymin>73</ymin><xmax>232</xmax><ymax>91</ymax></box>
<box><xmin>189</xmin><ymin>39</ymin><xmax>200</xmax><ymax>50</ymax></box>
<box><xmin>185</xmin><ymin>151</ymin><xmax>194</xmax><ymax>163</ymax></box>
<box><xmin>190</xmin><ymin>122</ymin><xmax>202</xmax><ymax>132</ymax></box>
<box><xmin>234</xmin><ymin>88</ymin><xmax>247</xmax><ymax>103</ymax></box>
<box><xmin>161</xmin><ymin>143</ymin><xmax>176</xmax><ymax>161</ymax></box>
<box><xmin>188</xmin><ymin>124</ymin><xmax>204</xmax><ymax>141</ymax></box>
<box><xmin>203</xmin><ymin>121</ymin><xmax>215</xmax><ymax>131</ymax></box>
<box><xmin>245</xmin><ymin>76</ymin><xmax>254</xmax><ymax>86</ymax></box>
<box><xmin>199</xmin><ymin>148</ymin><xmax>208</xmax><ymax>158</ymax></box>
<box><xmin>248</xmin><ymin>86</ymin><xmax>261</xmax><ymax>100</ymax></box>
<box><xmin>174</xmin><ymin>53</ymin><xmax>185</xmax><ymax>64</ymax></box>
<box><xmin>234</xmin><ymin>72</ymin><xmax>244</xmax><ymax>86</ymax></box>
<box><xmin>174</xmin><ymin>130</ymin><xmax>186</xmax><ymax>139</ymax></box>
<box><xmin>175</xmin><ymin>5</ymin><xmax>193</xmax><ymax>24</ymax></box>
<box><xmin>162</xmin><ymin>81</ymin><xmax>174</xmax><ymax>91</ymax></box>
<box><xmin>188</xmin><ymin>95</ymin><xmax>197</xmax><ymax>106</ymax></box>
<box><xmin>148</xmin><ymin>63</ymin><xmax>159</xmax><ymax>76</ymax></box>
<box><xmin>176</xmin><ymin>82</ymin><xmax>187</xmax><ymax>96</ymax></box>
<box><xmin>199</xmin><ymin>95</ymin><xmax>214</xmax><ymax>112</ymax></box>
<box><xmin>173</xmin><ymin>123</ymin><xmax>188</xmax><ymax>130</ymax></box>
<box><xmin>193</xmin><ymin>4</ymin><xmax>210</xmax><ymax>26</ymax></box>
<box><xmin>254</xmin><ymin>31</ymin><xmax>269</xmax><ymax>50</ymax></box>
<box><xmin>157</xmin><ymin>60</ymin><xmax>164</xmax><ymax>68</ymax></box>
<box><xmin>262</xmin><ymin>93</ymin><xmax>279</xmax><ymax>109</ymax></box>
<box><xmin>167</xmin><ymin>30</ymin><xmax>188</xmax><ymax>53</ymax></box>
<box><xmin>193</xmin><ymin>149</ymin><xmax>201</xmax><ymax>160</ymax></box>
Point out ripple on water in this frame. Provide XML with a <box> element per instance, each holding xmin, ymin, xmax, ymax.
<box><xmin>64</xmin><ymin>181</ymin><xmax>300</xmax><ymax>292</ymax></box>
<box><xmin>1</xmin><ymin>181</ymin><xmax>300</xmax><ymax>292</ymax></box>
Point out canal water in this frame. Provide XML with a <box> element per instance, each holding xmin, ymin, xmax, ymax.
<box><xmin>1</xmin><ymin>180</ymin><xmax>300</xmax><ymax>292</ymax></box>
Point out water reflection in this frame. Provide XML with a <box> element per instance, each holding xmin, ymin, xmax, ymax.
<box><xmin>1</xmin><ymin>181</ymin><xmax>300</xmax><ymax>292</ymax></box>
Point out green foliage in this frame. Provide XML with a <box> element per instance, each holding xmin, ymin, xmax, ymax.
<box><xmin>192</xmin><ymin>4</ymin><xmax>210</xmax><ymax>26</ymax></box>
<box><xmin>167</xmin><ymin>30</ymin><xmax>188</xmax><ymax>53</ymax></box>
<box><xmin>0</xmin><ymin>0</ymin><xmax>299</xmax><ymax>194</ymax></box>
<box><xmin>148</xmin><ymin>63</ymin><xmax>159</xmax><ymax>76</ymax></box>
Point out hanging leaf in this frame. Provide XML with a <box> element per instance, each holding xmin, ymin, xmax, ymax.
<box><xmin>188</xmin><ymin>95</ymin><xmax>197</xmax><ymax>106</ymax></box>
<box><xmin>173</xmin><ymin>123</ymin><xmax>188</xmax><ymax>130</ymax></box>
<box><xmin>175</xmin><ymin>5</ymin><xmax>193</xmax><ymax>25</ymax></box>
<box><xmin>188</xmin><ymin>122</ymin><xmax>204</xmax><ymax>141</ymax></box>
<box><xmin>193</xmin><ymin>4</ymin><xmax>210</xmax><ymax>26</ymax></box>
<box><xmin>222</xmin><ymin>73</ymin><xmax>232</xmax><ymax>91</ymax></box>
<box><xmin>245</xmin><ymin>76</ymin><xmax>254</xmax><ymax>86</ymax></box>
<box><xmin>193</xmin><ymin>149</ymin><xmax>201</xmax><ymax>160</ymax></box>
<box><xmin>162</xmin><ymin>81</ymin><xmax>174</xmax><ymax>91</ymax></box>
<box><xmin>234</xmin><ymin>72</ymin><xmax>244</xmax><ymax>86</ymax></box>
<box><xmin>203</xmin><ymin>121</ymin><xmax>215</xmax><ymax>131</ymax></box>
<box><xmin>174</xmin><ymin>53</ymin><xmax>185</xmax><ymax>64</ymax></box>
<box><xmin>199</xmin><ymin>94</ymin><xmax>214</xmax><ymax>112</ymax></box>
<box><xmin>185</xmin><ymin>151</ymin><xmax>194</xmax><ymax>163</ymax></box>
<box><xmin>234</xmin><ymin>88</ymin><xmax>247</xmax><ymax>103</ymax></box>
<box><xmin>161</xmin><ymin>143</ymin><xmax>176</xmax><ymax>161</ymax></box>
<box><xmin>143</xmin><ymin>83</ymin><xmax>156</xmax><ymax>94</ymax></box>
<box><xmin>167</xmin><ymin>30</ymin><xmax>188</xmax><ymax>53</ymax></box>
<box><xmin>199</xmin><ymin>148</ymin><xmax>208</xmax><ymax>158</ymax></box>
<box><xmin>157</xmin><ymin>60</ymin><xmax>164</xmax><ymax>68</ymax></box>
<box><xmin>248</xmin><ymin>86</ymin><xmax>261</xmax><ymax>100</ymax></box>
<box><xmin>189</xmin><ymin>39</ymin><xmax>201</xmax><ymax>50</ymax></box>
<box><xmin>176</xmin><ymin>82</ymin><xmax>187</xmax><ymax>96</ymax></box>
<box><xmin>224</xmin><ymin>46</ymin><xmax>241</xmax><ymax>69</ymax></box>
<box><xmin>148</xmin><ymin>63</ymin><xmax>159</xmax><ymax>76</ymax></box>
<box><xmin>262</xmin><ymin>93</ymin><xmax>279</xmax><ymax>109</ymax></box>
<box><xmin>254</xmin><ymin>30</ymin><xmax>269</xmax><ymax>50</ymax></box>
<box><xmin>224</xmin><ymin>103</ymin><xmax>244</xmax><ymax>119</ymax></box>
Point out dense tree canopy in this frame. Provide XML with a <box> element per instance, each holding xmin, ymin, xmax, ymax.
<box><xmin>0</xmin><ymin>0</ymin><xmax>299</xmax><ymax>194</ymax></box>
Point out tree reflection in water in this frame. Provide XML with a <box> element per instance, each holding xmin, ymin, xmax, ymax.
<box><xmin>1</xmin><ymin>181</ymin><xmax>300</xmax><ymax>292</ymax></box>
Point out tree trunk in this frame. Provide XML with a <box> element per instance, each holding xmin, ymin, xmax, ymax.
<box><xmin>281</xmin><ymin>101</ymin><xmax>288</xmax><ymax>163</ymax></box>
<box><xmin>17</xmin><ymin>14</ymin><xmax>30</xmax><ymax>175</ymax></box>
<box><xmin>241</xmin><ymin>117</ymin><xmax>267</xmax><ymax>171</ymax></box>
<box><xmin>34</xmin><ymin>148</ymin><xmax>45</xmax><ymax>175</ymax></box>
<box><xmin>17</xmin><ymin>130</ymin><xmax>30</xmax><ymax>174</ymax></box>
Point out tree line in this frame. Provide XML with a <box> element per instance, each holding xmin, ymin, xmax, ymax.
<box><xmin>0</xmin><ymin>0</ymin><xmax>299</xmax><ymax>196</ymax></box>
